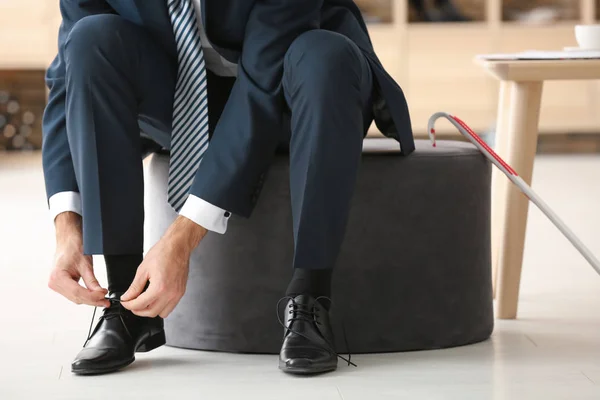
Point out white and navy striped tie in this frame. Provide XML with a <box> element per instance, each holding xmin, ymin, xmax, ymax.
<box><xmin>167</xmin><ymin>0</ymin><xmax>210</xmax><ymax>211</ymax></box>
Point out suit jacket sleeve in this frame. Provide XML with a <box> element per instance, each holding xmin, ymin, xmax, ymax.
<box><xmin>42</xmin><ymin>0</ymin><xmax>114</xmax><ymax>201</ymax></box>
<box><xmin>189</xmin><ymin>0</ymin><xmax>323</xmax><ymax>217</ymax></box>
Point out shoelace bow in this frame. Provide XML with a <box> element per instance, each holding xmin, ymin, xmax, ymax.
<box><xmin>276</xmin><ymin>296</ymin><xmax>357</xmax><ymax>368</ymax></box>
<box><xmin>84</xmin><ymin>298</ymin><xmax>132</xmax><ymax>347</ymax></box>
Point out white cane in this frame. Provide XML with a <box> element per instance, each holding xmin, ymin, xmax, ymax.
<box><xmin>427</xmin><ymin>112</ymin><xmax>600</xmax><ymax>276</ymax></box>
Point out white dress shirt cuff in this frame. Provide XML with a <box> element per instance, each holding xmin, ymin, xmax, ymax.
<box><xmin>48</xmin><ymin>191</ymin><xmax>82</xmax><ymax>221</ymax></box>
<box><xmin>179</xmin><ymin>195</ymin><xmax>230</xmax><ymax>234</ymax></box>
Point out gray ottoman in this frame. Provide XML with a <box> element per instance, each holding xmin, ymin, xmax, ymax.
<box><xmin>144</xmin><ymin>139</ymin><xmax>493</xmax><ymax>354</ymax></box>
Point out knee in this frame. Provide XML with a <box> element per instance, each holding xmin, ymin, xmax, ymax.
<box><xmin>64</xmin><ymin>15</ymin><xmax>130</xmax><ymax>71</ymax></box>
<box><xmin>284</xmin><ymin>30</ymin><xmax>362</xmax><ymax>85</ymax></box>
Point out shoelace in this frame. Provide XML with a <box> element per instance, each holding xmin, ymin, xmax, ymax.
<box><xmin>276</xmin><ymin>296</ymin><xmax>357</xmax><ymax>368</ymax></box>
<box><xmin>84</xmin><ymin>298</ymin><xmax>132</xmax><ymax>347</ymax></box>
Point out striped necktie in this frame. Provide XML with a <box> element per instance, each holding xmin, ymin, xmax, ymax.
<box><xmin>166</xmin><ymin>0</ymin><xmax>209</xmax><ymax>211</ymax></box>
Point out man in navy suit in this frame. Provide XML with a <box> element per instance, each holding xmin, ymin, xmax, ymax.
<box><xmin>44</xmin><ymin>0</ymin><xmax>414</xmax><ymax>375</ymax></box>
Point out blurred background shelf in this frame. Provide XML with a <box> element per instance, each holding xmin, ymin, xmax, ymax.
<box><xmin>0</xmin><ymin>1</ymin><xmax>61</xmax><ymax>70</ymax></box>
<box><xmin>1</xmin><ymin>0</ymin><xmax>599</xmax><ymax>147</ymax></box>
<box><xmin>356</xmin><ymin>0</ymin><xmax>600</xmax><ymax>137</ymax></box>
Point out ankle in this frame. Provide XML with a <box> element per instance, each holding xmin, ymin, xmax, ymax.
<box><xmin>286</xmin><ymin>268</ymin><xmax>333</xmax><ymax>300</ymax></box>
<box><xmin>105</xmin><ymin>254</ymin><xmax>143</xmax><ymax>293</ymax></box>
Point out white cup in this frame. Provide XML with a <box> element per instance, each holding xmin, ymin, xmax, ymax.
<box><xmin>575</xmin><ymin>24</ymin><xmax>600</xmax><ymax>50</ymax></box>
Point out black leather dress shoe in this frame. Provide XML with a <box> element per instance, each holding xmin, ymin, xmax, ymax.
<box><xmin>71</xmin><ymin>292</ymin><xmax>165</xmax><ymax>375</ymax></box>
<box><xmin>278</xmin><ymin>295</ymin><xmax>338</xmax><ymax>375</ymax></box>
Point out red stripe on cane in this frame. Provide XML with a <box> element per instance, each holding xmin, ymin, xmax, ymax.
<box><xmin>430</xmin><ymin>128</ymin><xmax>437</xmax><ymax>147</ymax></box>
<box><xmin>451</xmin><ymin>116</ymin><xmax>518</xmax><ymax>177</ymax></box>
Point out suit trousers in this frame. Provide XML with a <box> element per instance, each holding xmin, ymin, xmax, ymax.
<box><xmin>63</xmin><ymin>15</ymin><xmax>373</xmax><ymax>270</ymax></box>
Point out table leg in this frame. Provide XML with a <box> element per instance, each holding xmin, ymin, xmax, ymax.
<box><xmin>491</xmin><ymin>81</ymin><xmax>511</xmax><ymax>299</ymax></box>
<box><xmin>496</xmin><ymin>81</ymin><xmax>543</xmax><ymax>319</ymax></box>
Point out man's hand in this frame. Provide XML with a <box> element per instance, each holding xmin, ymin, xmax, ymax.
<box><xmin>121</xmin><ymin>216</ymin><xmax>207</xmax><ymax>318</ymax></box>
<box><xmin>48</xmin><ymin>212</ymin><xmax>110</xmax><ymax>307</ymax></box>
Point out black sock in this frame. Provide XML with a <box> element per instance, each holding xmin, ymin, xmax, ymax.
<box><xmin>286</xmin><ymin>268</ymin><xmax>333</xmax><ymax>300</ymax></box>
<box><xmin>105</xmin><ymin>254</ymin><xmax>142</xmax><ymax>293</ymax></box>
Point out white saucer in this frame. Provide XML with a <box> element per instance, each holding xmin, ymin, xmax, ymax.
<box><xmin>564</xmin><ymin>46</ymin><xmax>600</xmax><ymax>52</ymax></box>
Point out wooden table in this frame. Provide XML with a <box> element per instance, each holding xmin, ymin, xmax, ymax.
<box><xmin>477</xmin><ymin>58</ymin><xmax>600</xmax><ymax>319</ymax></box>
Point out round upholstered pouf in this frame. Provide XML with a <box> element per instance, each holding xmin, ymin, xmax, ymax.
<box><xmin>144</xmin><ymin>139</ymin><xmax>493</xmax><ymax>354</ymax></box>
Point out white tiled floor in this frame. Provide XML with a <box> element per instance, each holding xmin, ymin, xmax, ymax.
<box><xmin>2</xmin><ymin>152</ymin><xmax>600</xmax><ymax>399</ymax></box>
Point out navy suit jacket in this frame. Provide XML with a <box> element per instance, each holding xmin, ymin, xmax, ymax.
<box><xmin>43</xmin><ymin>0</ymin><xmax>414</xmax><ymax>216</ymax></box>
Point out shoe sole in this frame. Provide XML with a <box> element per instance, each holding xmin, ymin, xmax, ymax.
<box><xmin>279</xmin><ymin>363</ymin><xmax>337</xmax><ymax>375</ymax></box>
<box><xmin>72</xmin><ymin>331</ymin><xmax>166</xmax><ymax>375</ymax></box>
<box><xmin>72</xmin><ymin>357</ymin><xmax>135</xmax><ymax>376</ymax></box>
<box><xmin>135</xmin><ymin>330</ymin><xmax>166</xmax><ymax>353</ymax></box>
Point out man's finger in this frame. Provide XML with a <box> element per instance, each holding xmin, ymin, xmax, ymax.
<box><xmin>66</xmin><ymin>282</ymin><xmax>108</xmax><ymax>306</ymax></box>
<box><xmin>80</xmin><ymin>266</ymin><xmax>107</xmax><ymax>293</ymax></box>
<box><xmin>120</xmin><ymin>268</ymin><xmax>148</xmax><ymax>302</ymax></box>
<box><xmin>93</xmin><ymin>299</ymin><xmax>111</xmax><ymax>308</ymax></box>
<box><xmin>52</xmin><ymin>272</ymin><xmax>108</xmax><ymax>306</ymax></box>
<box><xmin>121</xmin><ymin>286</ymin><xmax>159</xmax><ymax>311</ymax></box>
<box><xmin>132</xmin><ymin>298</ymin><xmax>165</xmax><ymax>318</ymax></box>
<box><xmin>159</xmin><ymin>299</ymin><xmax>178</xmax><ymax>319</ymax></box>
